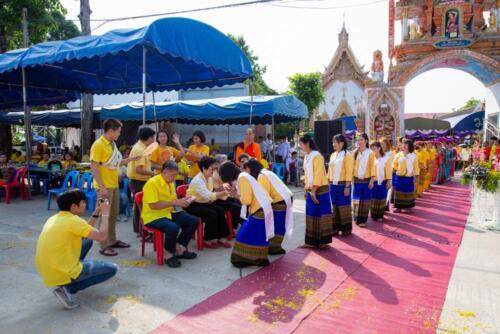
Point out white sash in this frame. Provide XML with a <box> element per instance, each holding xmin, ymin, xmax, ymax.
<box><xmin>406</xmin><ymin>153</ymin><xmax>416</xmax><ymax>176</ymax></box>
<box><xmin>238</xmin><ymin>173</ymin><xmax>275</xmax><ymax>241</ymax></box>
<box><xmin>103</xmin><ymin>141</ymin><xmax>122</xmax><ymax>170</ymax></box>
<box><xmin>261</xmin><ymin>169</ymin><xmax>294</xmax><ymax>238</ymax></box>
<box><xmin>304</xmin><ymin>150</ymin><xmax>320</xmax><ymax>188</ymax></box>
<box><xmin>330</xmin><ymin>151</ymin><xmax>345</xmax><ymax>185</ymax></box>
<box><xmin>376</xmin><ymin>155</ymin><xmax>389</xmax><ymax>186</ymax></box>
<box><xmin>356</xmin><ymin>149</ymin><xmax>371</xmax><ymax>179</ymax></box>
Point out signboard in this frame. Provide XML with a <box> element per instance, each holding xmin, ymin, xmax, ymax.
<box><xmin>433</xmin><ymin>38</ymin><xmax>473</xmax><ymax>49</ymax></box>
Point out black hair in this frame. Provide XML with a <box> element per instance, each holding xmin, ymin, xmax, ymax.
<box><xmin>138</xmin><ymin>127</ymin><xmax>156</xmax><ymax>141</ymax></box>
<box><xmin>161</xmin><ymin>160</ymin><xmax>179</xmax><ymax>172</ymax></box>
<box><xmin>299</xmin><ymin>134</ymin><xmax>318</xmax><ymax>151</ymax></box>
<box><xmin>219</xmin><ymin>161</ymin><xmax>241</xmax><ymax>183</ymax></box>
<box><xmin>192</xmin><ymin>130</ymin><xmax>206</xmax><ymax>143</ymax></box>
<box><xmin>198</xmin><ymin>156</ymin><xmax>217</xmax><ymax>171</ymax></box>
<box><xmin>291</xmin><ymin>151</ymin><xmax>297</xmax><ymax>156</ymax></box>
<box><xmin>333</xmin><ymin>134</ymin><xmax>348</xmax><ymax>153</ymax></box>
<box><xmin>238</xmin><ymin>153</ymin><xmax>250</xmax><ymax>163</ymax></box>
<box><xmin>370</xmin><ymin>141</ymin><xmax>385</xmax><ymax>157</ymax></box>
<box><xmin>157</xmin><ymin>129</ymin><xmax>168</xmax><ymax>143</ymax></box>
<box><xmin>243</xmin><ymin>159</ymin><xmax>263</xmax><ymax>179</ymax></box>
<box><xmin>354</xmin><ymin>133</ymin><xmax>370</xmax><ymax>159</ymax></box>
<box><xmin>103</xmin><ymin>119</ymin><xmax>123</xmax><ymax>132</ymax></box>
<box><xmin>403</xmin><ymin>139</ymin><xmax>415</xmax><ymax>153</ymax></box>
<box><xmin>57</xmin><ymin>189</ymin><xmax>86</xmax><ymax>211</ymax></box>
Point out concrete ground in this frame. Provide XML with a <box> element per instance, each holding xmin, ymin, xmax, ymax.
<box><xmin>0</xmin><ymin>187</ymin><xmax>306</xmax><ymax>334</ymax></box>
<box><xmin>1</xmin><ymin>182</ymin><xmax>499</xmax><ymax>334</ymax></box>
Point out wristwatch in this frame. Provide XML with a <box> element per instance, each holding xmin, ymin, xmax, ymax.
<box><xmin>92</xmin><ymin>214</ymin><xmax>99</xmax><ymax>218</ymax></box>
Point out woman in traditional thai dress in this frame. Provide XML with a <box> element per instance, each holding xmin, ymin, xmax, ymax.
<box><xmin>393</xmin><ymin>139</ymin><xmax>420</xmax><ymax>212</ymax></box>
<box><xmin>256</xmin><ymin>160</ymin><xmax>293</xmax><ymax>254</ymax></box>
<box><xmin>328</xmin><ymin>134</ymin><xmax>354</xmax><ymax>235</ymax></box>
<box><xmin>370</xmin><ymin>141</ymin><xmax>392</xmax><ymax>221</ymax></box>
<box><xmin>218</xmin><ymin>161</ymin><xmax>274</xmax><ymax>268</ymax></box>
<box><xmin>444</xmin><ymin>144</ymin><xmax>453</xmax><ymax>180</ymax></box>
<box><xmin>414</xmin><ymin>142</ymin><xmax>427</xmax><ymax>196</ymax></box>
<box><xmin>436</xmin><ymin>143</ymin><xmax>446</xmax><ymax>184</ymax></box>
<box><xmin>380</xmin><ymin>137</ymin><xmax>394</xmax><ymax>211</ymax></box>
<box><xmin>450</xmin><ymin>143</ymin><xmax>458</xmax><ymax>177</ymax></box>
<box><xmin>352</xmin><ymin>133</ymin><xmax>376</xmax><ymax>227</ymax></box>
<box><xmin>471</xmin><ymin>139</ymin><xmax>481</xmax><ymax>163</ymax></box>
<box><xmin>425</xmin><ymin>141</ymin><xmax>436</xmax><ymax>187</ymax></box>
<box><xmin>299</xmin><ymin>134</ymin><xmax>332</xmax><ymax>248</ymax></box>
<box><xmin>390</xmin><ymin>137</ymin><xmax>404</xmax><ymax>207</ymax></box>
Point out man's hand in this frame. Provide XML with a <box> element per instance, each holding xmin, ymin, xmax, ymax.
<box><xmin>99</xmin><ymin>199</ymin><xmax>110</xmax><ymax>215</ymax></box>
<box><xmin>99</xmin><ymin>187</ymin><xmax>109</xmax><ymax>198</ymax></box>
<box><xmin>174</xmin><ymin>198</ymin><xmax>190</xmax><ymax>208</ymax></box>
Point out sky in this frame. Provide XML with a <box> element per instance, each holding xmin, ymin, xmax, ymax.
<box><xmin>60</xmin><ymin>0</ymin><xmax>487</xmax><ymax>114</ymax></box>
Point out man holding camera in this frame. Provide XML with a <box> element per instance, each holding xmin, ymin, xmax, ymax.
<box><xmin>35</xmin><ymin>189</ymin><xmax>118</xmax><ymax>310</ymax></box>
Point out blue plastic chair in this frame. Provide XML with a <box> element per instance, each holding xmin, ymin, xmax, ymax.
<box><xmin>78</xmin><ymin>172</ymin><xmax>97</xmax><ymax>212</ymax></box>
<box><xmin>120</xmin><ymin>177</ymin><xmax>132</xmax><ymax>217</ymax></box>
<box><xmin>47</xmin><ymin>170</ymin><xmax>80</xmax><ymax>210</ymax></box>
<box><xmin>272</xmin><ymin>162</ymin><xmax>286</xmax><ymax>181</ymax></box>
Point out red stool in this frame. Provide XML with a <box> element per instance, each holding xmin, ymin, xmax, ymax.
<box><xmin>134</xmin><ymin>192</ymin><xmax>164</xmax><ymax>266</ymax></box>
<box><xmin>2</xmin><ymin>167</ymin><xmax>29</xmax><ymax>204</ymax></box>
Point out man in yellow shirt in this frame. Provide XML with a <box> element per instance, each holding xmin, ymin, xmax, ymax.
<box><xmin>127</xmin><ymin>127</ymin><xmax>156</xmax><ymax>235</ymax></box>
<box><xmin>90</xmin><ymin>119</ymin><xmax>140</xmax><ymax>256</ymax></box>
<box><xmin>35</xmin><ymin>189</ymin><xmax>117</xmax><ymax>309</ymax></box>
<box><xmin>141</xmin><ymin>160</ymin><xmax>199</xmax><ymax>268</ymax></box>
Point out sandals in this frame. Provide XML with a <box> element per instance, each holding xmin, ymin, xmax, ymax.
<box><xmin>110</xmin><ymin>240</ymin><xmax>131</xmax><ymax>248</ymax></box>
<box><xmin>218</xmin><ymin>240</ymin><xmax>232</xmax><ymax>248</ymax></box>
<box><xmin>203</xmin><ymin>241</ymin><xmax>219</xmax><ymax>249</ymax></box>
<box><xmin>175</xmin><ymin>251</ymin><xmax>197</xmax><ymax>260</ymax></box>
<box><xmin>99</xmin><ymin>247</ymin><xmax>118</xmax><ymax>256</ymax></box>
<box><xmin>165</xmin><ymin>256</ymin><xmax>182</xmax><ymax>268</ymax></box>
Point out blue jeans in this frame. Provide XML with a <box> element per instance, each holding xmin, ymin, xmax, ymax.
<box><xmin>65</xmin><ymin>239</ymin><xmax>118</xmax><ymax>294</ymax></box>
<box><xmin>147</xmin><ymin>211</ymin><xmax>199</xmax><ymax>254</ymax></box>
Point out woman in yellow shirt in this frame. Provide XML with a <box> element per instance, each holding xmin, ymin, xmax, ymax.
<box><xmin>370</xmin><ymin>141</ymin><xmax>392</xmax><ymax>221</ymax></box>
<box><xmin>150</xmin><ymin>129</ymin><xmax>185</xmax><ymax>173</ymax></box>
<box><xmin>62</xmin><ymin>153</ymin><xmax>77</xmax><ymax>170</ymax></box>
<box><xmin>414</xmin><ymin>142</ymin><xmax>428</xmax><ymax>196</ymax></box>
<box><xmin>219</xmin><ymin>161</ymin><xmax>274</xmax><ymax>268</ymax></box>
<box><xmin>328</xmin><ymin>134</ymin><xmax>354</xmax><ymax>235</ymax></box>
<box><xmin>393</xmin><ymin>139</ymin><xmax>420</xmax><ymax>212</ymax></box>
<box><xmin>257</xmin><ymin>159</ymin><xmax>293</xmax><ymax>255</ymax></box>
<box><xmin>352</xmin><ymin>133</ymin><xmax>376</xmax><ymax>227</ymax></box>
<box><xmin>186</xmin><ymin>156</ymin><xmax>231</xmax><ymax>249</ymax></box>
<box><xmin>185</xmin><ymin>131</ymin><xmax>210</xmax><ymax>180</ymax></box>
<box><xmin>299</xmin><ymin>134</ymin><xmax>332</xmax><ymax>248</ymax></box>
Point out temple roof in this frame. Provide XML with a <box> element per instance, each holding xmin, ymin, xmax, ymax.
<box><xmin>321</xmin><ymin>24</ymin><xmax>368</xmax><ymax>89</ymax></box>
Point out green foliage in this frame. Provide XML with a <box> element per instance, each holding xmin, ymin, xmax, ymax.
<box><xmin>228</xmin><ymin>34</ymin><xmax>277</xmax><ymax>95</ymax></box>
<box><xmin>457</xmin><ymin>97</ymin><xmax>480</xmax><ymax>111</ymax></box>
<box><xmin>275</xmin><ymin>121</ymin><xmax>300</xmax><ymax>139</ymax></box>
<box><xmin>0</xmin><ymin>0</ymin><xmax>71</xmax><ymax>51</ymax></box>
<box><xmin>461</xmin><ymin>162</ymin><xmax>500</xmax><ymax>193</ymax></box>
<box><xmin>46</xmin><ymin>11</ymin><xmax>80</xmax><ymax>41</ymax></box>
<box><xmin>287</xmin><ymin>72</ymin><xmax>324</xmax><ymax>119</ymax></box>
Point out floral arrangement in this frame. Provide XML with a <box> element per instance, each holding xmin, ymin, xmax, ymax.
<box><xmin>461</xmin><ymin>162</ymin><xmax>500</xmax><ymax>193</ymax></box>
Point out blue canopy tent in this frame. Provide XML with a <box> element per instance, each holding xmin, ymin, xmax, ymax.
<box><xmin>100</xmin><ymin>95</ymin><xmax>308</xmax><ymax>125</ymax></box>
<box><xmin>0</xmin><ymin>17</ymin><xmax>253</xmax><ymax>161</ymax></box>
<box><xmin>0</xmin><ymin>109</ymin><xmax>100</xmax><ymax>128</ymax></box>
<box><xmin>452</xmin><ymin>111</ymin><xmax>484</xmax><ymax>135</ymax></box>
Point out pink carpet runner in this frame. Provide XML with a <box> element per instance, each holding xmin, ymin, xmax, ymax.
<box><xmin>153</xmin><ymin>182</ymin><xmax>470</xmax><ymax>334</ymax></box>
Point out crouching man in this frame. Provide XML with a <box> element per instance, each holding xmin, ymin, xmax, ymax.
<box><xmin>35</xmin><ymin>189</ymin><xmax>118</xmax><ymax>309</ymax></box>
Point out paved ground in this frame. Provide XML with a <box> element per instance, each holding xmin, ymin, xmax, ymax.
<box><xmin>1</xmin><ymin>181</ymin><xmax>499</xmax><ymax>334</ymax></box>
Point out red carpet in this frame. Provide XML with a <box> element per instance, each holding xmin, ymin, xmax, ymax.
<box><xmin>152</xmin><ymin>182</ymin><xmax>470</xmax><ymax>334</ymax></box>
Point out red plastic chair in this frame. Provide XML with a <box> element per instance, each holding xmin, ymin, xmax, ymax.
<box><xmin>2</xmin><ymin>167</ymin><xmax>29</xmax><ymax>204</ymax></box>
<box><xmin>134</xmin><ymin>192</ymin><xmax>164</xmax><ymax>266</ymax></box>
<box><xmin>176</xmin><ymin>184</ymin><xmax>204</xmax><ymax>251</ymax></box>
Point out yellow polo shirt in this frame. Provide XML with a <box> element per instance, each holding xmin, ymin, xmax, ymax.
<box><xmin>186</xmin><ymin>144</ymin><xmax>210</xmax><ymax>178</ymax></box>
<box><xmin>90</xmin><ymin>136</ymin><xmax>119</xmax><ymax>189</ymax></box>
<box><xmin>35</xmin><ymin>211</ymin><xmax>93</xmax><ymax>287</ymax></box>
<box><xmin>141</xmin><ymin>175</ymin><xmax>177</xmax><ymax>224</ymax></box>
<box><xmin>127</xmin><ymin>140</ymin><xmax>152</xmax><ymax>181</ymax></box>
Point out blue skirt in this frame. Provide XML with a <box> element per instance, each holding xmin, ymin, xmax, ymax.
<box><xmin>231</xmin><ymin>211</ymin><xmax>269</xmax><ymax>266</ymax></box>
<box><xmin>353</xmin><ymin>178</ymin><xmax>372</xmax><ymax>224</ymax></box>
<box><xmin>394</xmin><ymin>175</ymin><xmax>415</xmax><ymax>209</ymax></box>
<box><xmin>269</xmin><ymin>201</ymin><xmax>287</xmax><ymax>253</ymax></box>
<box><xmin>371</xmin><ymin>180</ymin><xmax>388</xmax><ymax>220</ymax></box>
<box><xmin>329</xmin><ymin>183</ymin><xmax>352</xmax><ymax>233</ymax></box>
<box><xmin>305</xmin><ymin>185</ymin><xmax>332</xmax><ymax>247</ymax></box>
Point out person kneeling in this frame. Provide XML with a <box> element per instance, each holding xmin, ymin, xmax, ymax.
<box><xmin>141</xmin><ymin>160</ymin><xmax>199</xmax><ymax>268</ymax></box>
<box><xmin>35</xmin><ymin>189</ymin><xmax>118</xmax><ymax>310</ymax></box>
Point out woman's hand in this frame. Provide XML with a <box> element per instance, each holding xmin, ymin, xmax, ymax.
<box><xmin>310</xmin><ymin>191</ymin><xmax>319</xmax><ymax>204</ymax></box>
<box><xmin>368</xmin><ymin>180</ymin><xmax>374</xmax><ymax>190</ymax></box>
<box><xmin>343</xmin><ymin>186</ymin><xmax>350</xmax><ymax>197</ymax></box>
<box><xmin>386</xmin><ymin>181</ymin><xmax>392</xmax><ymax>190</ymax></box>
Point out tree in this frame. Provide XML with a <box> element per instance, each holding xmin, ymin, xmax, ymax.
<box><xmin>228</xmin><ymin>34</ymin><xmax>277</xmax><ymax>95</ymax></box>
<box><xmin>47</xmin><ymin>11</ymin><xmax>80</xmax><ymax>41</ymax></box>
<box><xmin>457</xmin><ymin>97</ymin><xmax>481</xmax><ymax>111</ymax></box>
<box><xmin>287</xmin><ymin>72</ymin><xmax>324</xmax><ymax>122</ymax></box>
<box><xmin>0</xmin><ymin>0</ymin><xmax>77</xmax><ymax>154</ymax></box>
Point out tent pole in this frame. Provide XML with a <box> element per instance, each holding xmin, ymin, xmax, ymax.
<box><xmin>248</xmin><ymin>81</ymin><xmax>254</xmax><ymax>126</ymax></box>
<box><xmin>152</xmin><ymin>91</ymin><xmax>158</xmax><ymax>132</ymax></box>
<box><xmin>227</xmin><ymin>124</ymin><xmax>230</xmax><ymax>155</ymax></box>
<box><xmin>142</xmin><ymin>47</ymin><xmax>147</xmax><ymax>125</ymax></box>
<box><xmin>271</xmin><ymin>114</ymin><xmax>275</xmax><ymax>163</ymax></box>
<box><xmin>22</xmin><ymin>7</ymin><xmax>32</xmax><ymax>199</ymax></box>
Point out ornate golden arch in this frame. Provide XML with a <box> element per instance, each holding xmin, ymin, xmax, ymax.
<box><xmin>332</xmin><ymin>99</ymin><xmax>354</xmax><ymax>119</ymax></box>
<box><xmin>368</xmin><ymin>89</ymin><xmax>400</xmax><ymax>141</ymax></box>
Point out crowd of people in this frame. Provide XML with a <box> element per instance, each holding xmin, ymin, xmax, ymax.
<box><xmin>28</xmin><ymin>118</ymin><xmax>500</xmax><ymax>310</ymax></box>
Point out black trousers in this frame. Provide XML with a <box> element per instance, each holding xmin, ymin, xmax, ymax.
<box><xmin>186</xmin><ymin>202</ymin><xmax>229</xmax><ymax>240</ymax></box>
<box><xmin>213</xmin><ymin>199</ymin><xmax>243</xmax><ymax>229</ymax></box>
<box><xmin>129</xmin><ymin>179</ymin><xmax>147</xmax><ymax>234</ymax></box>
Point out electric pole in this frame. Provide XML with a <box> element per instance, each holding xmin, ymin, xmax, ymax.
<box><xmin>78</xmin><ymin>0</ymin><xmax>94</xmax><ymax>158</ymax></box>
